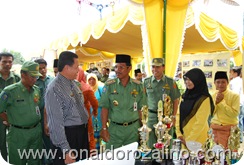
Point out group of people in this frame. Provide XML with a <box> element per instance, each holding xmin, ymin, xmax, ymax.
<box><xmin>0</xmin><ymin>51</ymin><xmax>242</xmax><ymax>165</ymax></box>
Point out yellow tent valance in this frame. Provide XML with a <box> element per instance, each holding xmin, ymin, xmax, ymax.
<box><xmin>49</xmin><ymin>1</ymin><xmax>145</xmax><ymax>51</ymax></box>
<box><xmin>186</xmin><ymin>6</ymin><xmax>241</xmax><ymax>51</ymax></box>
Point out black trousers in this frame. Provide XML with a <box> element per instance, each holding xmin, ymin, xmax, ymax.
<box><xmin>52</xmin><ymin>124</ymin><xmax>90</xmax><ymax>165</ymax></box>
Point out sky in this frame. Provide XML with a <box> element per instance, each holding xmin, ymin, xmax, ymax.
<box><xmin>0</xmin><ymin>0</ymin><xmax>78</xmax><ymax>59</ymax></box>
<box><xmin>0</xmin><ymin>0</ymin><xmax>117</xmax><ymax>60</ymax></box>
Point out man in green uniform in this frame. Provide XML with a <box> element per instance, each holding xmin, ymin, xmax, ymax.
<box><xmin>0</xmin><ymin>61</ymin><xmax>42</xmax><ymax>165</ymax></box>
<box><xmin>0</xmin><ymin>52</ymin><xmax>20</xmax><ymax>161</ymax></box>
<box><xmin>143</xmin><ymin>58</ymin><xmax>180</xmax><ymax>149</ymax></box>
<box><xmin>100</xmin><ymin>54</ymin><xmax>147</xmax><ymax>149</ymax></box>
<box><xmin>34</xmin><ymin>58</ymin><xmax>54</xmax><ymax>165</ymax></box>
<box><xmin>53</xmin><ymin>59</ymin><xmax>59</xmax><ymax>77</ymax></box>
<box><xmin>100</xmin><ymin>67</ymin><xmax>109</xmax><ymax>83</ymax></box>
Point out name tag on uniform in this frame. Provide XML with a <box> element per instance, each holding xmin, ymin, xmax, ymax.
<box><xmin>16</xmin><ymin>99</ymin><xmax>24</xmax><ymax>102</ymax></box>
<box><xmin>162</xmin><ymin>94</ymin><xmax>167</xmax><ymax>101</ymax></box>
<box><xmin>36</xmin><ymin>106</ymin><xmax>40</xmax><ymax>116</ymax></box>
<box><xmin>134</xmin><ymin>102</ymin><xmax>137</xmax><ymax>111</ymax></box>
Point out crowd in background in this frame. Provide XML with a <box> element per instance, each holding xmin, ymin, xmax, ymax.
<box><xmin>0</xmin><ymin>51</ymin><xmax>243</xmax><ymax>165</ymax></box>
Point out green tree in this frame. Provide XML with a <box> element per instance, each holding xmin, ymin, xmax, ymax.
<box><xmin>1</xmin><ymin>48</ymin><xmax>25</xmax><ymax>64</ymax></box>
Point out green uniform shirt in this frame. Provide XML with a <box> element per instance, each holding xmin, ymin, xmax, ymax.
<box><xmin>0</xmin><ymin>82</ymin><xmax>41</xmax><ymax>127</ymax></box>
<box><xmin>99</xmin><ymin>78</ymin><xmax>147</xmax><ymax>123</ymax></box>
<box><xmin>35</xmin><ymin>75</ymin><xmax>54</xmax><ymax>110</ymax></box>
<box><xmin>100</xmin><ymin>75</ymin><xmax>109</xmax><ymax>83</ymax></box>
<box><xmin>144</xmin><ymin>75</ymin><xmax>180</xmax><ymax>111</ymax></box>
<box><xmin>0</xmin><ymin>72</ymin><xmax>20</xmax><ymax>92</ymax></box>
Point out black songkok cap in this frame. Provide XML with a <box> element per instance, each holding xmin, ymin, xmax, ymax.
<box><xmin>214</xmin><ymin>71</ymin><xmax>228</xmax><ymax>81</ymax></box>
<box><xmin>115</xmin><ymin>54</ymin><xmax>131</xmax><ymax>66</ymax></box>
<box><xmin>134</xmin><ymin>69</ymin><xmax>141</xmax><ymax>75</ymax></box>
<box><xmin>53</xmin><ymin>59</ymin><xmax>58</xmax><ymax>68</ymax></box>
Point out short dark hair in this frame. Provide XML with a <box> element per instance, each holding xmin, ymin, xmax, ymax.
<box><xmin>231</xmin><ymin>66</ymin><xmax>242</xmax><ymax>76</ymax></box>
<box><xmin>0</xmin><ymin>52</ymin><xmax>14</xmax><ymax>61</ymax></box>
<box><xmin>58</xmin><ymin>51</ymin><xmax>78</xmax><ymax>72</ymax></box>
<box><xmin>34</xmin><ymin>58</ymin><xmax>47</xmax><ymax>66</ymax></box>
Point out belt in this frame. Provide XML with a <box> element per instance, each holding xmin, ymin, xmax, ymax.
<box><xmin>11</xmin><ymin>122</ymin><xmax>39</xmax><ymax>129</ymax></box>
<box><xmin>111</xmin><ymin>119</ymin><xmax>138</xmax><ymax>126</ymax></box>
<box><xmin>65</xmin><ymin>123</ymin><xmax>87</xmax><ymax>129</ymax></box>
<box><xmin>148</xmin><ymin>109</ymin><xmax>157</xmax><ymax>114</ymax></box>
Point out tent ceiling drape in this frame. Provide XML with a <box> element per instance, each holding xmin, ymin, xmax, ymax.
<box><xmin>49</xmin><ymin>0</ymin><xmax>243</xmax><ymax>77</ymax></box>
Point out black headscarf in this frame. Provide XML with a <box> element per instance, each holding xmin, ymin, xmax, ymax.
<box><xmin>180</xmin><ymin>68</ymin><xmax>214</xmax><ymax>134</ymax></box>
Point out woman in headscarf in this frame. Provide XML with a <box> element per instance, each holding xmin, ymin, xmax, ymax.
<box><xmin>175</xmin><ymin>68</ymin><xmax>215</xmax><ymax>146</ymax></box>
<box><xmin>87</xmin><ymin>73</ymin><xmax>104</xmax><ymax>152</ymax></box>
<box><xmin>76</xmin><ymin>67</ymin><xmax>98</xmax><ymax>153</ymax></box>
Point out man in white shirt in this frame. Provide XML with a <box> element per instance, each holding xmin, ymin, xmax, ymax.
<box><xmin>229</xmin><ymin>66</ymin><xmax>244</xmax><ymax>142</ymax></box>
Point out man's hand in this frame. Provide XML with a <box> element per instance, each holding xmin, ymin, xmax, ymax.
<box><xmin>215</xmin><ymin>92</ymin><xmax>224</xmax><ymax>104</ymax></box>
<box><xmin>44</xmin><ymin>124</ymin><xmax>49</xmax><ymax>136</ymax></box>
<box><xmin>0</xmin><ymin>112</ymin><xmax>9</xmax><ymax>126</ymax></box>
<box><xmin>2</xmin><ymin>121</ymin><xmax>10</xmax><ymax>127</ymax></box>
<box><xmin>0</xmin><ymin>112</ymin><xmax>8</xmax><ymax>121</ymax></box>
<box><xmin>64</xmin><ymin>151</ymin><xmax>76</xmax><ymax>164</ymax></box>
<box><xmin>171</xmin><ymin>118</ymin><xmax>176</xmax><ymax>127</ymax></box>
<box><xmin>100</xmin><ymin>129</ymin><xmax>110</xmax><ymax>142</ymax></box>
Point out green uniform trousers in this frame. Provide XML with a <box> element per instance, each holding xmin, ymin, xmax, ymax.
<box><xmin>7</xmin><ymin>123</ymin><xmax>42</xmax><ymax>165</ymax></box>
<box><xmin>0</xmin><ymin>120</ymin><xmax>7</xmax><ymax>161</ymax></box>
<box><xmin>106</xmin><ymin>121</ymin><xmax>140</xmax><ymax>149</ymax></box>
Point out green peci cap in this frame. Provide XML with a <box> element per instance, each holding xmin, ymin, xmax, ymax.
<box><xmin>21</xmin><ymin>61</ymin><xmax>42</xmax><ymax>77</ymax></box>
<box><xmin>151</xmin><ymin>58</ymin><xmax>164</xmax><ymax>66</ymax></box>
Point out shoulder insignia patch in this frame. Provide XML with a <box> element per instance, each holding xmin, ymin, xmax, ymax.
<box><xmin>106</xmin><ymin>79</ymin><xmax>116</xmax><ymax>85</ymax></box>
<box><xmin>1</xmin><ymin>93</ymin><xmax>8</xmax><ymax>101</ymax></box>
<box><xmin>102</xmin><ymin>86</ymin><xmax>107</xmax><ymax>93</ymax></box>
<box><xmin>132</xmin><ymin>79</ymin><xmax>141</xmax><ymax>85</ymax></box>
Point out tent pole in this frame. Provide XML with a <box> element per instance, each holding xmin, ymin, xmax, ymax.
<box><xmin>163</xmin><ymin>0</ymin><xmax>167</xmax><ymax>63</ymax></box>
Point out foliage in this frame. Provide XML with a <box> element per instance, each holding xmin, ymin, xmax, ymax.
<box><xmin>1</xmin><ymin>48</ymin><xmax>25</xmax><ymax>64</ymax></box>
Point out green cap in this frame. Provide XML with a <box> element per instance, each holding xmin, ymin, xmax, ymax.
<box><xmin>151</xmin><ymin>58</ymin><xmax>164</xmax><ymax>66</ymax></box>
<box><xmin>21</xmin><ymin>61</ymin><xmax>42</xmax><ymax>77</ymax></box>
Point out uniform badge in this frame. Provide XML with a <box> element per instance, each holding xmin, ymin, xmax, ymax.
<box><xmin>147</xmin><ymin>83</ymin><xmax>152</xmax><ymax>89</ymax></box>
<box><xmin>1</xmin><ymin>93</ymin><xmax>8</xmax><ymax>101</ymax></box>
<box><xmin>173</xmin><ymin>82</ymin><xmax>177</xmax><ymax>89</ymax></box>
<box><xmin>34</xmin><ymin>94</ymin><xmax>39</xmax><ymax>103</ymax></box>
<box><xmin>102</xmin><ymin>86</ymin><xmax>107</xmax><ymax>93</ymax></box>
<box><xmin>36</xmin><ymin>106</ymin><xmax>40</xmax><ymax>115</ymax></box>
<box><xmin>113</xmin><ymin>89</ymin><xmax>118</xmax><ymax>94</ymax></box>
<box><xmin>113</xmin><ymin>100</ymin><xmax>119</xmax><ymax>106</ymax></box>
<box><xmin>163</xmin><ymin>84</ymin><xmax>170</xmax><ymax>90</ymax></box>
<box><xmin>131</xmin><ymin>89</ymin><xmax>138</xmax><ymax>98</ymax></box>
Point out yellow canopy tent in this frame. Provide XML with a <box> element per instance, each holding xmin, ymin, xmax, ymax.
<box><xmin>49</xmin><ymin>0</ymin><xmax>243</xmax><ymax>77</ymax></box>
